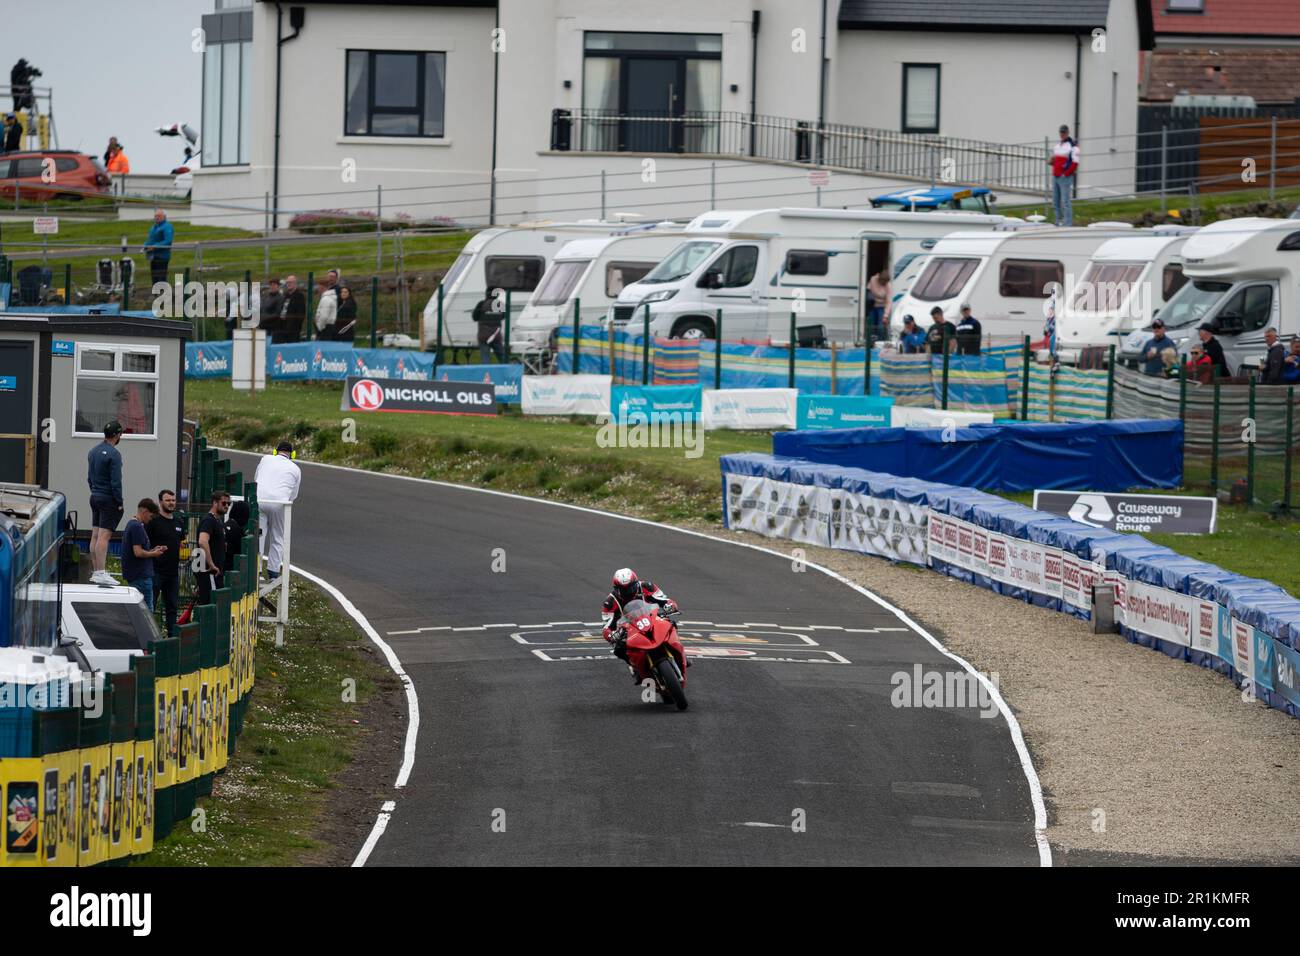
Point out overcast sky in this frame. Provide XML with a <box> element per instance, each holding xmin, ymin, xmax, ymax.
<box><xmin>2</xmin><ymin>0</ymin><xmax>210</xmax><ymax>173</ymax></box>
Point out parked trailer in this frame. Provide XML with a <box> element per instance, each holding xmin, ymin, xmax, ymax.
<box><xmin>608</xmin><ymin>207</ymin><xmax>1015</xmax><ymax>345</ymax></box>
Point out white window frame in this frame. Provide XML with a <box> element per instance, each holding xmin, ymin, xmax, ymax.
<box><xmin>72</xmin><ymin>342</ymin><xmax>161</xmax><ymax>440</ymax></box>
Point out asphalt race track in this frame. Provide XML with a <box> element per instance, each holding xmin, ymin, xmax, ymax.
<box><xmin>228</xmin><ymin>452</ymin><xmax>1047</xmax><ymax>866</ymax></box>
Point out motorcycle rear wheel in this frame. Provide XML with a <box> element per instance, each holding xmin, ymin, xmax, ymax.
<box><xmin>654</xmin><ymin>658</ymin><xmax>688</xmax><ymax>711</ymax></box>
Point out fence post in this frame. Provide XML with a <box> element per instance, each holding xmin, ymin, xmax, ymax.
<box><xmin>940</xmin><ymin>325</ymin><xmax>951</xmax><ymax>410</ymax></box>
<box><xmin>1020</xmin><ymin>334</ymin><xmax>1031</xmax><ymax>420</ymax></box>
<box><xmin>601</xmin><ymin>169</ymin><xmax>607</xmax><ymax>220</ymax></box>
<box><xmin>864</xmin><ymin>318</ymin><xmax>873</xmax><ymax>396</ymax></box>
<box><xmin>714</xmin><ymin>308</ymin><xmax>722</xmax><ymax>391</ymax></box>
<box><xmin>788</xmin><ymin>312</ymin><xmax>796</xmax><ymax>389</ymax></box>
<box><xmin>1159</xmin><ymin>126</ymin><xmax>1168</xmax><ymax>216</ymax></box>
<box><xmin>1106</xmin><ymin>344</ymin><xmax>1116</xmax><ymax>419</ymax></box>
<box><xmin>503</xmin><ymin>289</ymin><xmax>511</xmax><ymax>359</ymax></box>
<box><xmin>1178</xmin><ymin>353</ymin><xmax>1187</xmax><ymax>422</ymax></box>
<box><xmin>306</xmin><ymin>270</ymin><xmax>314</xmax><ymax>342</ymax></box>
<box><xmin>1285</xmin><ymin>386</ymin><xmax>1295</xmax><ymax>514</ymax></box>
<box><xmin>572</xmin><ymin>297</ymin><xmax>580</xmax><ymax>374</ymax></box>
<box><xmin>370</xmin><ymin>274</ymin><xmax>378</xmax><ymax>348</ymax></box>
<box><xmin>376</xmin><ymin>184</ymin><xmax>383</xmax><ymax>271</ymax></box>
<box><xmin>63</xmin><ymin>263</ymin><xmax>71</xmax><ymax>306</ymax></box>
<box><xmin>710</xmin><ymin>162</ymin><xmax>716</xmax><ymax>208</ymax></box>
<box><xmin>1043</xmin><ymin>137</ymin><xmax>1051</xmax><ymax>212</ymax></box>
<box><xmin>642</xmin><ymin>303</ymin><xmax>650</xmax><ymax>386</ymax></box>
<box><xmin>1247</xmin><ymin>375</ymin><xmax>1257</xmax><ymax>509</ymax></box>
<box><xmin>1210</xmin><ymin>382</ymin><xmax>1220</xmax><ymax>494</ymax></box>
<box><xmin>435</xmin><ymin>283</ymin><xmax>444</xmax><ymax>366</ymax></box>
<box><xmin>830</xmin><ymin>342</ymin><xmax>838</xmax><ymax>394</ymax></box>
<box><xmin>1270</xmin><ymin>115</ymin><xmax>1278</xmax><ymax>201</ymax></box>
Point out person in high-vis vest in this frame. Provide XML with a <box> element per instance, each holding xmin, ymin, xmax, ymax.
<box><xmin>254</xmin><ymin>440</ymin><xmax>302</xmax><ymax>580</ymax></box>
<box><xmin>1049</xmin><ymin>124</ymin><xmax>1080</xmax><ymax>226</ymax></box>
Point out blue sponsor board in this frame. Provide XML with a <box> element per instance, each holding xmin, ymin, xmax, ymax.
<box><xmin>186</xmin><ymin>341</ymin><xmax>437</xmax><ymax>381</ymax></box>
<box><xmin>610</xmin><ymin>385</ymin><xmax>702</xmax><ymax>422</ymax></box>
<box><xmin>0</xmin><ymin>376</ymin><xmax>14</xmax><ymax>392</ymax></box>
<box><xmin>796</xmin><ymin>394</ymin><xmax>894</xmax><ymax>430</ymax></box>
<box><xmin>1271</xmin><ymin>639</ymin><xmax>1300</xmax><ymax>709</ymax></box>
<box><xmin>436</xmin><ymin>364</ymin><xmax>523</xmax><ymax>405</ymax></box>
<box><xmin>51</xmin><ymin>340</ymin><xmax>74</xmax><ymax>356</ymax></box>
<box><xmin>185</xmin><ymin>341</ymin><xmax>233</xmax><ymax>378</ymax></box>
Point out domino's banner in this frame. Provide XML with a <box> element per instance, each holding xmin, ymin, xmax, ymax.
<box><xmin>347</xmin><ymin>347</ymin><xmax>437</xmax><ymax>381</ymax></box>
<box><xmin>796</xmin><ymin>395</ymin><xmax>894</xmax><ymax>430</ymax></box>
<box><xmin>610</xmin><ymin>385</ymin><xmax>702</xmax><ymax>422</ymax></box>
<box><xmin>186</xmin><ymin>341</ymin><xmax>437</xmax><ymax>381</ymax></box>
<box><xmin>702</xmin><ymin>389</ymin><xmax>797</xmax><ymax>430</ymax></box>
<box><xmin>437</xmin><ymin>364</ymin><xmax>523</xmax><ymax>405</ymax></box>
<box><xmin>521</xmin><ymin>374</ymin><xmax>611</xmax><ymax>416</ymax></box>
<box><xmin>185</xmin><ymin>341</ymin><xmax>233</xmax><ymax>378</ymax></box>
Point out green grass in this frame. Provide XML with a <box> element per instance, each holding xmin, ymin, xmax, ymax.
<box><xmin>133</xmin><ymin>575</ymin><xmax>391</xmax><ymax>866</ymax></box>
<box><xmin>1002</xmin><ymin>184</ymin><xmax>1300</xmax><ymax>226</ymax></box>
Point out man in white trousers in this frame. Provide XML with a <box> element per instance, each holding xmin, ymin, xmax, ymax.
<box><xmin>254</xmin><ymin>440</ymin><xmax>302</xmax><ymax>579</ymax></box>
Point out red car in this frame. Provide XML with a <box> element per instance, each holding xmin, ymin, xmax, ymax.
<box><xmin>0</xmin><ymin>150</ymin><xmax>110</xmax><ymax>200</ymax></box>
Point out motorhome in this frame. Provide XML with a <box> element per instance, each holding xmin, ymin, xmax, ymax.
<box><xmin>608</xmin><ymin>207</ymin><xmax>1010</xmax><ymax>345</ymax></box>
<box><xmin>1055</xmin><ymin>227</ymin><xmax>1196</xmax><ymax>361</ymax></box>
<box><xmin>1118</xmin><ymin>217</ymin><xmax>1300</xmax><ymax>377</ymax></box>
<box><xmin>509</xmin><ymin>228</ymin><xmax>688</xmax><ymax>361</ymax></box>
<box><xmin>419</xmin><ymin>218</ymin><xmax>680</xmax><ymax>349</ymax></box>
<box><xmin>891</xmin><ymin>224</ymin><xmax>1145</xmax><ymax>341</ymax></box>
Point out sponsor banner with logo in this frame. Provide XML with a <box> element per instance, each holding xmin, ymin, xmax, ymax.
<box><xmin>702</xmin><ymin>388</ymin><xmax>797</xmax><ymax>430</ymax></box>
<box><xmin>521</xmin><ymin>375</ymin><xmax>611</xmax><ymax>416</ymax></box>
<box><xmin>436</xmin><ymin>364</ymin><xmax>522</xmax><ymax>405</ymax></box>
<box><xmin>829</xmin><ymin>490</ymin><xmax>927</xmax><ymax>564</ymax></box>
<box><xmin>185</xmin><ymin>341</ymin><xmax>233</xmax><ymax>378</ymax></box>
<box><xmin>1270</xmin><ymin>639</ymin><xmax>1300</xmax><ymax>709</ymax></box>
<box><xmin>342</xmin><ymin>376</ymin><xmax>496</xmax><ymax>416</ymax></box>
<box><xmin>186</xmin><ymin>342</ymin><xmax>438</xmax><ymax>381</ymax></box>
<box><xmin>796</xmin><ymin>395</ymin><xmax>894</xmax><ymax>430</ymax></box>
<box><xmin>723</xmin><ymin>475</ymin><xmax>833</xmax><ymax>548</ymax></box>
<box><xmin>889</xmin><ymin>406</ymin><xmax>994</xmax><ymax>429</ymax></box>
<box><xmin>610</xmin><ymin>385</ymin><xmax>702</xmax><ymax>423</ymax></box>
<box><xmin>1123</xmin><ymin>579</ymin><xmax>1195</xmax><ymax>648</ymax></box>
<box><xmin>1033</xmin><ymin>490</ymin><xmax>1216</xmax><ymax>535</ymax></box>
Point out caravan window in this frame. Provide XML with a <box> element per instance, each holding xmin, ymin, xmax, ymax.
<box><xmin>709</xmin><ymin>245</ymin><xmax>759</xmax><ymax>287</ymax></box>
<box><xmin>531</xmin><ymin>260</ymin><xmax>588</xmax><ymax>306</ymax></box>
<box><xmin>643</xmin><ymin>241</ymin><xmax>720</xmax><ymax>282</ymax></box>
<box><xmin>74</xmin><ymin>343</ymin><xmax>159</xmax><ymax>438</ymax></box>
<box><xmin>605</xmin><ymin>261</ymin><xmax>654</xmax><ymax>297</ymax></box>
<box><xmin>1217</xmin><ymin>285</ymin><xmax>1273</xmax><ymax>333</ymax></box>
<box><xmin>441</xmin><ymin>252</ymin><xmax>473</xmax><ymax>292</ymax></box>
<box><xmin>999</xmin><ymin>259</ymin><xmax>1064</xmax><ymax>298</ymax></box>
<box><xmin>785</xmin><ymin>250</ymin><xmax>829</xmax><ymax>276</ymax></box>
<box><xmin>1159</xmin><ymin>279</ymin><xmax>1230</xmax><ymax>329</ymax></box>
<box><xmin>1162</xmin><ymin>264</ymin><xmax>1188</xmax><ymax>300</ymax></box>
<box><xmin>484</xmin><ymin>256</ymin><xmax>544</xmax><ymax>292</ymax></box>
<box><xmin>910</xmin><ymin>257</ymin><xmax>978</xmax><ymax>301</ymax></box>
<box><xmin>1070</xmin><ymin>263</ymin><xmax>1144</xmax><ymax>312</ymax></box>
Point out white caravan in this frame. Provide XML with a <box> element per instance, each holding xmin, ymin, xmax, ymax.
<box><xmin>1118</xmin><ymin>217</ymin><xmax>1300</xmax><ymax>377</ymax></box>
<box><xmin>509</xmin><ymin>228</ymin><xmax>688</xmax><ymax>357</ymax></box>
<box><xmin>608</xmin><ymin>207</ymin><xmax>1011</xmax><ymax>345</ymax></box>
<box><xmin>891</xmin><ymin>224</ymin><xmax>1144</xmax><ymax>341</ymax></box>
<box><xmin>1054</xmin><ymin>227</ymin><xmax>1196</xmax><ymax>361</ymax></box>
<box><xmin>420</xmin><ymin>218</ymin><xmax>680</xmax><ymax>348</ymax></box>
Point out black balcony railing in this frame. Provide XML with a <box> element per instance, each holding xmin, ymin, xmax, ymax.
<box><xmin>550</xmin><ymin>108</ymin><xmax>1045</xmax><ymax>192</ymax></box>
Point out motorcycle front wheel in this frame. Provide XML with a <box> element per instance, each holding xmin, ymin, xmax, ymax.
<box><xmin>654</xmin><ymin>658</ymin><xmax>688</xmax><ymax>711</ymax></box>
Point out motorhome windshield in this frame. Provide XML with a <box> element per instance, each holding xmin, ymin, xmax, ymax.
<box><xmin>911</xmin><ymin>257</ymin><xmax>979</xmax><ymax>301</ymax></box>
<box><xmin>442</xmin><ymin>252</ymin><xmax>473</xmax><ymax>291</ymax></box>
<box><xmin>1157</xmin><ymin>279</ymin><xmax>1232</xmax><ymax>329</ymax></box>
<box><xmin>531</xmin><ymin>260</ymin><xmax>589</xmax><ymax>306</ymax></box>
<box><xmin>1070</xmin><ymin>262</ymin><xmax>1145</xmax><ymax>313</ymax></box>
<box><xmin>641</xmin><ymin>241</ymin><xmax>721</xmax><ymax>283</ymax></box>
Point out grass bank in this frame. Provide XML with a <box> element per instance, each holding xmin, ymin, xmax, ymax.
<box><xmin>134</xmin><ymin>575</ymin><xmax>393</xmax><ymax>866</ymax></box>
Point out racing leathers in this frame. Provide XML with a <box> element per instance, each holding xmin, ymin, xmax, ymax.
<box><xmin>602</xmin><ymin>581</ymin><xmax>677</xmax><ymax>668</ymax></box>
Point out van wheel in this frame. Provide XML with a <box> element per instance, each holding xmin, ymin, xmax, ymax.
<box><xmin>671</xmin><ymin>317</ymin><xmax>714</xmax><ymax>340</ymax></box>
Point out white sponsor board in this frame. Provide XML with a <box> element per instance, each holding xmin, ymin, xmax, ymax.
<box><xmin>703</xmin><ymin>388</ymin><xmax>798</xmax><ymax>430</ymax></box>
<box><xmin>521</xmin><ymin>374</ymin><xmax>611</xmax><ymax>416</ymax></box>
<box><xmin>1124</xmin><ymin>579</ymin><xmax>1195</xmax><ymax>648</ymax></box>
<box><xmin>889</xmin><ymin>406</ymin><xmax>994</xmax><ymax>429</ymax></box>
<box><xmin>33</xmin><ymin>217</ymin><xmax>58</xmax><ymax>235</ymax></box>
<box><xmin>831</xmin><ymin>491</ymin><xmax>927</xmax><ymax>564</ymax></box>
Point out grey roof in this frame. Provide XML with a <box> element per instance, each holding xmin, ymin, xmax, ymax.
<box><xmin>838</xmin><ymin>0</ymin><xmax>1113</xmax><ymax>32</ymax></box>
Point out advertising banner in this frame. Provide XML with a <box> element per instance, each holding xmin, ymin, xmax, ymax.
<box><xmin>797</xmin><ymin>395</ymin><xmax>894</xmax><ymax>430</ymax></box>
<box><xmin>702</xmin><ymin>389</ymin><xmax>797</xmax><ymax>430</ymax></box>
<box><xmin>521</xmin><ymin>375</ymin><xmax>611</xmax><ymax>416</ymax></box>
<box><xmin>184</xmin><ymin>342</ymin><xmax>233</xmax><ymax>379</ymax></box>
<box><xmin>610</xmin><ymin>385</ymin><xmax>702</xmax><ymax>422</ymax></box>
<box><xmin>1123</xmin><ymin>579</ymin><xmax>1195</xmax><ymax>648</ymax></box>
<box><xmin>1033</xmin><ymin>490</ymin><xmax>1216</xmax><ymax>535</ymax></box>
<box><xmin>436</xmin><ymin>364</ymin><xmax>523</xmax><ymax>405</ymax></box>
<box><xmin>723</xmin><ymin>475</ymin><xmax>832</xmax><ymax>547</ymax></box>
<box><xmin>889</xmin><ymin>406</ymin><xmax>994</xmax><ymax>428</ymax></box>
<box><xmin>829</xmin><ymin>490</ymin><xmax>927</xmax><ymax>565</ymax></box>
<box><xmin>342</xmin><ymin>377</ymin><xmax>496</xmax><ymax>416</ymax></box>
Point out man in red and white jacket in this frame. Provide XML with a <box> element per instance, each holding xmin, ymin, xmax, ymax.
<box><xmin>1049</xmin><ymin>124</ymin><xmax>1080</xmax><ymax>226</ymax></box>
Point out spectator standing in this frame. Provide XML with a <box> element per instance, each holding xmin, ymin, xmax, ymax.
<box><xmin>195</xmin><ymin>490</ymin><xmax>230</xmax><ymax>606</ymax></box>
<box><xmin>148</xmin><ymin>489</ymin><xmax>185</xmax><ymax>637</ymax></box>
<box><xmin>1283</xmin><ymin>337</ymin><xmax>1300</xmax><ymax>384</ymax></box>
<box><xmin>1260</xmin><ymin>327</ymin><xmax>1286</xmax><ymax>384</ymax></box>
<box><xmin>1198</xmin><ymin>323</ymin><xmax>1230</xmax><ymax>379</ymax></box>
<box><xmin>333</xmin><ymin>285</ymin><xmax>358</xmax><ymax>342</ymax></box>
<box><xmin>224</xmin><ymin>500</ymin><xmax>251</xmax><ymax>576</ymax></box>
<box><xmin>260</xmin><ymin>278</ymin><xmax>284</xmax><ymax>337</ymax></box>
<box><xmin>473</xmin><ymin>291</ymin><xmax>506</xmax><ymax>364</ymax></box>
<box><xmin>143</xmin><ymin>209</ymin><xmax>173</xmax><ymax>288</ymax></box>
<box><xmin>1139</xmin><ymin>319</ymin><xmax>1172</xmax><ymax>376</ymax></box>
<box><xmin>254</xmin><ymin>440</ymin><xmax>301</xmax><ymax>580</ymax></box>
<box><xmin>87</xmin><ymin>421</ymin><xmax>125</xmax><ymax>586</ymax></box>
<box><xmin>2</xmin><ymin>114</ymin><xmax>21</xmax><ymax>153</ymax></box>
<box><xmin>278</xmin><ymin>275</ymin><xmax>307</xmax><ymax>343</ymax></box>
<box><xmin>313</xmin><ymin>278</ymin><xmax>337</xmax><ymax>340</ymax></box>
<box><xmin>955</xmin><ymin>303</ymin><xmax>982</xmax><ymax>356</ymax></box>
<box><xmin>1049</xmin><ymin>124</ymin><xmax>1080</xmax><ymax>226</ymax></box>
<box><xmin>122</xmin><ymin>499</ymin><xmax>166</xmax><ymax>609</ymax></box>
<box><xmin>926</xmin><ymin>307</ymin><xmax>957</xmax><ymax>355</ymax></box>
<box><xmin>866</xmin><ymin>269</ymin><xmax>892</xmax><ymax>340</ymax></box>
<box><xmin>103</xmin><ymin>136</ymin><xmax>119</xmax><ymax>167</ymax></box>
<box><xmin>106</xmin><ymin>143</ymin><xmax>130</xmax><ymax>176</ymax></box>
<box><xmin>899</xmin><ymin>315</ymin><xmax>926</xmax><ymax>354</ymax></box>
<box><xmin>1185</xmin><ymin>344</ymin><xmax>1213</xmax><ymax>385</ymax></box>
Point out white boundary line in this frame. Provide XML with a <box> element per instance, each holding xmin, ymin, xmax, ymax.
<box><xmin>289</xmin><ymin>563</ymin><xmax>421</xmax><ymax>868</ymax></box>
<box><xmin>229</xmin><ymin>450</ymin><xmax>1052</xmax><ymax>867</ymax></box>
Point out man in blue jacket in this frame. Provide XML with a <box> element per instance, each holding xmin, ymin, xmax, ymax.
<box><xmin>87</xmin><ymin>421</ymin><xmax>125</xmax><ymax>586</ymax></box>
<box><xmin>144</xmin><ymin>208</ymin><xmax>174</xmax><ymax>288</ymax></box>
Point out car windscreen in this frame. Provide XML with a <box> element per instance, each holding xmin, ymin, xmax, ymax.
<box><xmin>641</xmin><ymin>241</ymin><xmax>720</xmax><ymax>283</ymax></box>
<box><xmin>1070</xmin><ymin>262</ymin><xmax>1145</xmax><ymax>312</ymax></box>
<box><xmin>71</xmin><ymin>601</ymin><xmax>158</xmax><ymax>651</ymax></box>
<box><xmin>1157</xmin><ymin>279</ymin><xmax>1232</xmax><ymax>329</ymax></box>
<box><xmin>531</xmin><ymin>259</ymin><xmax>589</xmax><ymax>306</ymax></box>
<box><xmin>910</xmin><ymin>257</ymin><xmax>979</xmax><ymax>301</ymax></box>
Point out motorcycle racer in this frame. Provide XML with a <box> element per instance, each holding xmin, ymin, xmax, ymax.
<box><xmin>602</xmin><ymin>568</ymin><xmax>678</xmax><ymax>668</ymax></box>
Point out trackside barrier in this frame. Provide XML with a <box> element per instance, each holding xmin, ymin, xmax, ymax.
<box><xmin>773</xmin><ymin>419</ymin><xmax>1184</xmax><ymax>492</ymax></box>
<box><xmin>186</xmin><ymin>341</ymin><xmax>442</xmax><ymax>381</ymax></box>
<box><xmin>0</xmin><ymin>433</ymin><xmax>260</xmax><ymax>866</ymax></box>
<box><xmin>720</xmin><ymin>452</ymin><xmax>1300</xmax><ymax>722</ymax></box>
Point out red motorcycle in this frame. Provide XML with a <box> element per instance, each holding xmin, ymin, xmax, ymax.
<box><xmin>610</xmin><ymin>600</ymin><xmax>689</xmax><ymax>711</ymax></box>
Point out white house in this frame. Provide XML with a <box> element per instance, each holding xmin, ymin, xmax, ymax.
<box><xmin>193</xmin><ymin>0</ymin><xmax>1152</xmax><ymax>230</ymax></box>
